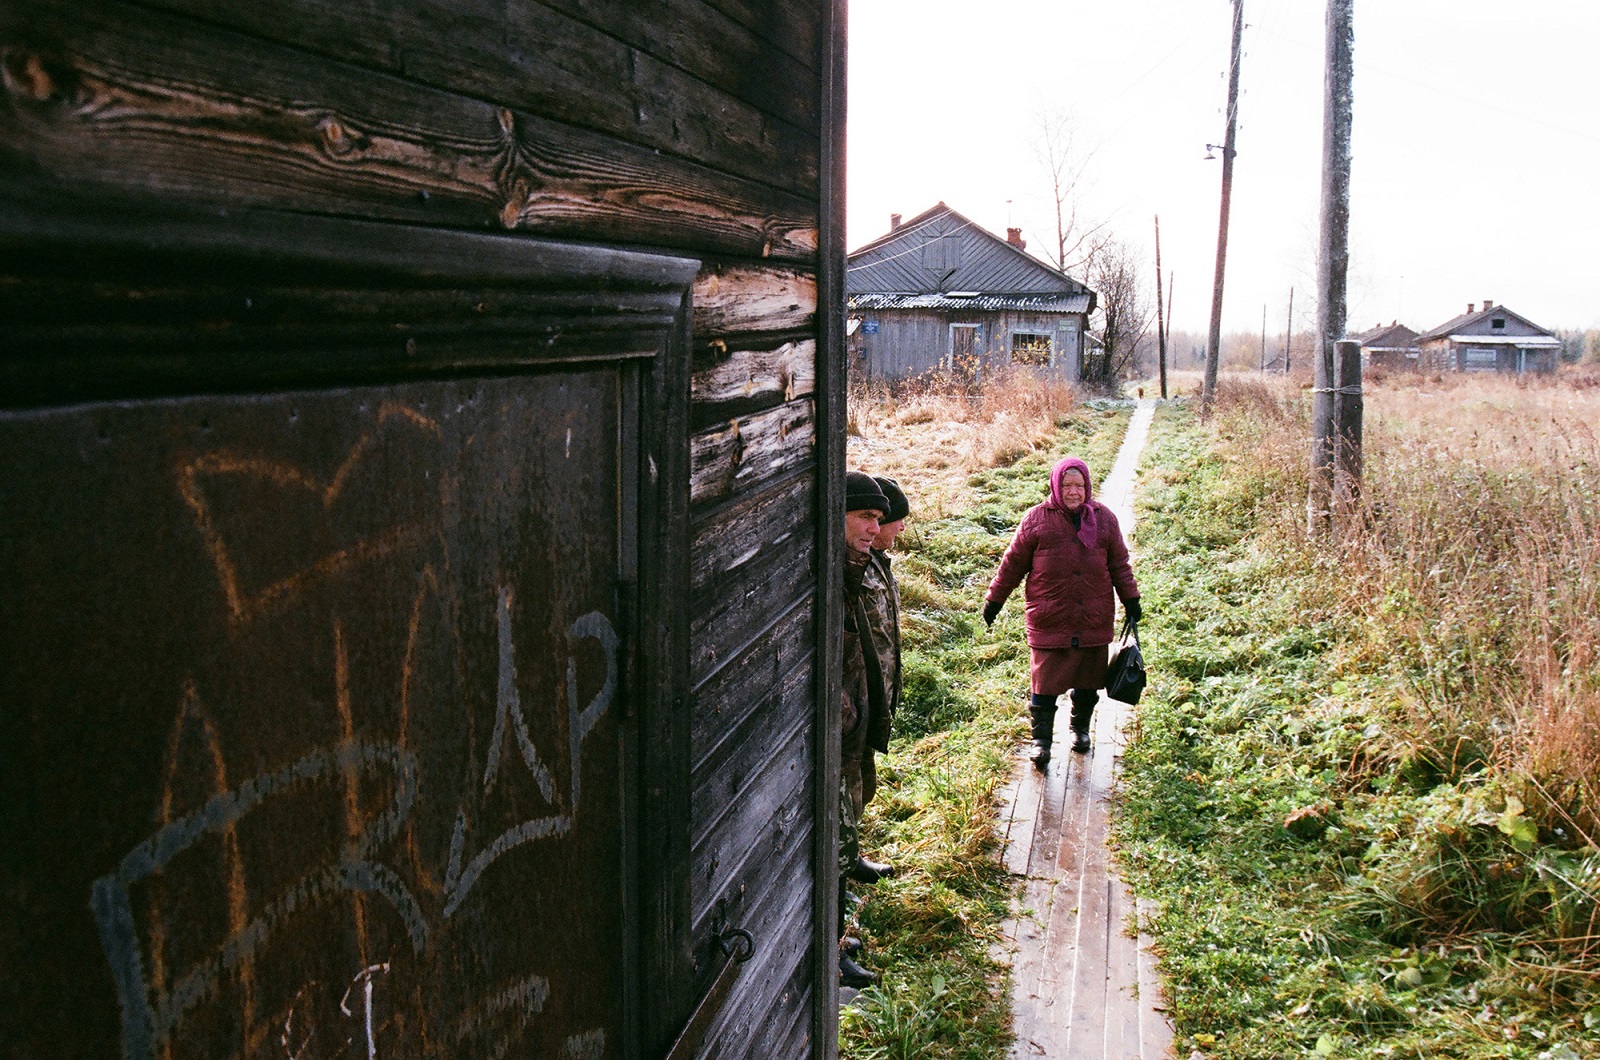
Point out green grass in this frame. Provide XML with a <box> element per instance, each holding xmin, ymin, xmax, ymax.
<box><xmin>1115</xmin><ymin>399</ymin><xmax>1600</xmax><ymax>1060</ymax></box>
<box><xmin>845</xmin><ymin>388</ymin><xmax>1599</xmax><ymax>1058</ymax></box>
<box><xmin>839</xmin><ymin>406</ymin><xmax>1133</xmax><ymax>1059</ymax></box>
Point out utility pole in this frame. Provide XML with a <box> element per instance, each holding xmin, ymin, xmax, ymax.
<box><xmin>1310</xmin><ymin>0</ymin><xmax>1355</xmax><ymax>530</ymax></box>
<box><xmin>1155</xmin><ymin>214</ymin><xmax>1169</xmax><ymax>400</ymax></box>
<box><xmin>1334</xmin><ymin>338</ymin><xmax>1362</xmax><ymax>510</ymax></box>
<box><xmin>1260</xmin><ymin>303</ymin><xmax>1267</xmax><ymax>373</ymax></box>
<box><xmin>1283</xmin><ymin>286</ymin><xmax>1294</xmax><ymax>373</ymax></box>
<box><xmin>1202</xmin><ymin>0</ymin><xmax>1244</xmax><ymax>418</ymax></box>
<box><xmin>1166</xmin><ymin>272</ymin><xmax>1174</xmax><ymax>373</ymax></box>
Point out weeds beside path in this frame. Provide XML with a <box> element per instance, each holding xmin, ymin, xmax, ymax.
<box><xmin>1117</xmin><ymin>383</ymin><xmax>1600</xmax><ymax>1060</ymax></box>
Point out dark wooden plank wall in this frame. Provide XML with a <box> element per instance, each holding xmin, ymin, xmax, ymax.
<box><xmin>1</xmin><ymin>0</ymin><xmax>835</xmax><ymax>1055</ymax></box>
<box><xmin>687</xmin><ymin>265</ymin><xmax>822</xmax><ymax>1057</ymax></box>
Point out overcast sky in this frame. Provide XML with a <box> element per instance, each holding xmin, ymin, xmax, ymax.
<box><xmin>847</xmin><ymin>0</ymin><xmax>1600</xmax><ymax>337</ymax></box>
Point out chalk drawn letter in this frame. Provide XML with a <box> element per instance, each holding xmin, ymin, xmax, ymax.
<box><xmin>339</xmin><ymin>963</ymin><xmax>389</xmax><ymax>1060</ymax></box>
<box><xmin>443</xmin><ymin>593</ymin><xmax>617</xmax><ymax>917</ymax></box>
<box><xmin>566</xmin><ymin>610</ymin><xmax>618</xmax><ymax>813</ymax></box>
<box><xmin>482</xmin><ymin>585</ymin><xmax>557</xmax><ymax>801</ymax></box>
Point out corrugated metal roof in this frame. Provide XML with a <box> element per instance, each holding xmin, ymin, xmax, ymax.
<box><xmin>849</xmin><ymin>292</ymin><xmax>1094</xmax><ymax>313</ymax></box>
<box><xmin>845</xmin><ymin>202</ymin><xmax>1095</xmax><ymax>312</ymax></box>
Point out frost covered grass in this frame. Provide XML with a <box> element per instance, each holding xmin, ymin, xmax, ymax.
<box><xmin>1117</xmin><ymin>376</ymin><xmax>1600</xmax><ymax>1060</ymax></box>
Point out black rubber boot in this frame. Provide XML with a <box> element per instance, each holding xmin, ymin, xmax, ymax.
<box><xmin>839</xmin><ymin>951</ymin><xmax>878</xmax><ymax>988</ymax></box>
<box><xmin>847</xmin><ymin>856</ymin><xmax>894</xmax><ymax>884</ymax></box>
<box><xmin>1070</xmin><ymin>689</ymin><xmax>1098</xmax><ymax>753</ymax></box>
<box><xmin>1028</xmin><ymin>695</ymin><xmax>1057</xmax><ymax>770</ymax></box>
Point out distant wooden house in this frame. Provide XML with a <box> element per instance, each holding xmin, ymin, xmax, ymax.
<box><xmin>2</xmin><ymin>2</ymin><xmax>846</xmax><ymax>1058</ymax></box>
<box><xmin>1356</xmin><ymin>322</ymin><xmax>1421</xmax><ymax>372</ymax></box>
<box><xmin>846</xmin><ymin>203</ymin><xmax>1096</xmax><ymax>381</ymax></box>
<box><xmin>1414</xmin><ymin>302</ymin><xmax>1560</xmax><ymax>374</ymax></box>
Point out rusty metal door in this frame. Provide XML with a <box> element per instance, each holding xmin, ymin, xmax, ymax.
<box><xmin>0</xmin><ymin>209</ymin><xmax>696</xmax><ymax>1059</ymax></box>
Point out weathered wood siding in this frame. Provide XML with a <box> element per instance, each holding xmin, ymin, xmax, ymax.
<box><xmin>854</xmin><ymin>309</ymin><xmax>1084</xmax><ymax>381</ymax></box>
<box><xmin>687</xmin><ymin>263</ymin><xmax>824</xmax><ymax>1054</ymax></box>
<box><xmin>854</xmin><ymin>309</ymin><xmax>971</xmax><ymax>378</ymax></box>
<box><xmin>1</xmin><ymin>0</ymin><xmax>839</xmax><ymax>1056</ymax></box>
<box><xmin>996</xmin><ymin>310</ymin><xmax>1085</xmax><ymax>381</ymax></box>
<box><xmin>1364</xmin><ymin>348</ymin><xmax>1420</xmax><ymax>372</ymax></box>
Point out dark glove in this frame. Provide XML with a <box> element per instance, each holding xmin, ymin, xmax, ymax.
<box><xmin>1124</xmin><ymin>597</ymin><xmax>1144</xmax><ymax>624</ymax></box>
<box><xmin>982</xmin><ymin>599</ymin><xmax>1002</xmax><ymax>628</ymax></box>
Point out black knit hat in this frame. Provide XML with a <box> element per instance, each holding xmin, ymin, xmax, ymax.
<box><xmin>875</xmin><ymin>476</ymin><xmax>909</xmax><ymax>523</ymax></box>
<box><xmin>845</xmin><ymin>471</ymin><xmax>890</xmax><ymax>515</ymax></box>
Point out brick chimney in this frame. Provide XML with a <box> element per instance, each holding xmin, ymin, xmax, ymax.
<box><xmin>1006</xmin><ymin>227</ymin><xmax>1026</xmax><ymax>249</ymax></box>
<box><xmin>1483</xmin><ymin>297</ymin><xmax>1494</xmax><ymax>311</ymax></box>
<box><xmin>890</xmin><ymin>213</ymin><xmax>902</xmax><ymax>230</ymax></box>
<box><xmin>1467</xmin><ymin>303</ymin><xmax>1474</xmax><ymax>314</ymax></box>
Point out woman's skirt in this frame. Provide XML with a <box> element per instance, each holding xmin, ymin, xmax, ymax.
<box><xmin>1030</xmin><ymin>644</ymin><xmax>1108</xmax><ymax>696</ymax></box>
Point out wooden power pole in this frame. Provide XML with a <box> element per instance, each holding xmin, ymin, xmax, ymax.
<box><xmin>1202</xmin><ymin>0</ymin><xmax>1244</xmax><ymax>418</ymax></box>
<box><xmin>1166</xmin><ymin>272</ymin><xmax>1174</xmax><ymax>373</ymax></box>
<box><xmin>1260</xmin><ymin>303</ymin><xmax>1267</xmax><ymax>373</ymax></box>
<box><xmin>1155</xmin><ymin>214</ymin><xmax>1169</xmax><ymax>400</ymax></box>
<box><xmin>1311</xmin><ymin>0</ymin><xmax>1356</xmax><ymax>529</ymax></box>
<box><xmin>1283</xmin><ymin>286</ymin><xmax>1294</xmax><ymax>373</ymax></box>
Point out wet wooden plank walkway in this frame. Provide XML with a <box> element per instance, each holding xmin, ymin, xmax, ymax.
<box><xmin>996</xmin><ymin>401</ymin><xmax>1174</xmax><ymax>1059</ymax></box>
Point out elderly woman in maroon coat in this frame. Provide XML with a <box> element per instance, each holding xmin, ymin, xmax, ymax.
<box><xmin>982</xmin><ymin>456</ymin><xmax>1142</xmax><ymax>765</ymax></box>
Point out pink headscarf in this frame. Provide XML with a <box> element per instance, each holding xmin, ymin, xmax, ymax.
<box><xmin>1048</xmin><ymin>456</ymin><xmax>1098</xmax><ymax>549</ymax></box>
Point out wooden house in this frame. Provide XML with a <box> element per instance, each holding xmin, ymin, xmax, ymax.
<box><xmin>0</xmin><ymin>2</ymin><xmax>846</xmax><ymax>1058</ymax></box>
<box><xmin>1414</xmin><ymin>302</ymin><xmax>1560</xmax><ymax>374</ymax></box>
<box><xmin>846</xmin><ymin>203</ymin><xmax>1096</xmax><ymax>381</ymax></box>
<box><xmin>1356</xmin><ymin>322</ymin><xmax>1421</xmax><ymax>372</ymax></box>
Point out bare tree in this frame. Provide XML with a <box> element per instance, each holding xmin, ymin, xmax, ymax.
<box><xmin>1032</xmin><ymin>110</ymin><xmax>1112</xmax><ymax>277</ymax></box>
<box><xmin>1084</xmin><ymin>239</ymin><xmax>1154</xmax><ymax>389</ymax></box>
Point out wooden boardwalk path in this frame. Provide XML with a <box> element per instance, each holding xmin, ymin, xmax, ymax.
<box><xmin>996</xmin><ymin>401</ymin><xmax>1174</xmax><ymax>1059</ymax></box>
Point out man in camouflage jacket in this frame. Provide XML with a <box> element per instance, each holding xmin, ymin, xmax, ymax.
<box><xmin>839</xmin><ymin>472</ymin><xmax>889</xmax><ymax>988</ymax></box>
<box><xmin>848</xmin><ymin>476</ymin><xmax>909</xmax><ymax>884</ymax></box>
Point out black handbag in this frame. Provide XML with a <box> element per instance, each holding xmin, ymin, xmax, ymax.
<box><xmin>1105</xmin><ymin>619</ymin><xmax>1146</xmax><ymax>705</ymax></box>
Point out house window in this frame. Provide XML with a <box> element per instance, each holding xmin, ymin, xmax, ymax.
<box><xmin>1462</xmin><ymin>347</ymin><xmax>1498</xmax><ymax>370</ymax></box>
<box><xmin>1011</xmin><ymin>331</ymin><xmax>1052</xmax><ymax>366</ymax></box>
<box><xmin>1492</xmin><ymin>318</ymin><xmax>1506</xmax><ymax>329</ymax></box>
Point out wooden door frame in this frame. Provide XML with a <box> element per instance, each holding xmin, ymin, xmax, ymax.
<box><xmin>815</xmin><ymin>0</ymin><xmax>848</xmax><ymax>1054</ymax></box>
<box><xmin>947</xmin><ymin>322</ymin><xmax>983</xmax><ymax>371</ymax></box>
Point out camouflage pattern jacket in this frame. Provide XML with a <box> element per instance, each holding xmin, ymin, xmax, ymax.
<box><xmin>841</xmin><ymin>548</ymin><xmax>871</xmax><ymax>739</ymax></box>
<box><xmin>859</xmin><ymin>549</ymin><xmax>901</xmax><ymax>754</ymax></box>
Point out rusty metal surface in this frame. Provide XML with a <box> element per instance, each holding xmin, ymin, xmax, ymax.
<box><xmin>1</xmin><ymin>370</ymin><xmax>637</xmax><ymax>1058</ymax></box>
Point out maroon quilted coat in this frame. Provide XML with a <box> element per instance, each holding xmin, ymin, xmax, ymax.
<box><xmin>985</xmin><ymin>457</ymin><xmax>1139</xmax><ymax>649</ymax></box>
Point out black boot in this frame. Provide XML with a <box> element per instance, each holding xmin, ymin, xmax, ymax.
<box><xmin>1070</xmin><ymin>690</ymin><xmax>1097</xmax><ymax>753</ymax></box>
<box><xmin>839</xmin><ymin>951</ymin><xmax>878</xmax><ymax>988</ymax></box>
<box><xmin>1028</xmin><ymin>696</ymin><xmax>1057</xmax><ymax>769</ymax></box>
<box><xmin>848</xmin><ymin>856</ymin><xmax>894</xmax><ymax>884</ymax></box>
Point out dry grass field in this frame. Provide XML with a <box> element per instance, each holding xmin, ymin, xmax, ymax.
<box><xmin>846</xmin><ymin>367</ymin><xmax>1081</xmax><ymax>518</ymax></box>
<box><xmin>1210</xmin><ymin>370</ymin><xmax>1600</xmax><ymax>837</ymax></box>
